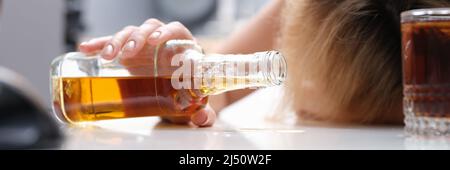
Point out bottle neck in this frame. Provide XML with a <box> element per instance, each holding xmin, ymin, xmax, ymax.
<box><xmin>253</xmin><ymin>51</ymin><xmax>287</xmax><ymax>86</ymax></box>
<box><xmin>190</xmin><ymin>50</ymin><xmax>287</xmax><ymax>95</ymax></box>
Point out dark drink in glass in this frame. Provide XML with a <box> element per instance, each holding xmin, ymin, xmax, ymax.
<box><xmin>402</xmin><ymin>8</ymin><xmax>450</xmax><ymax>136</ymax></box>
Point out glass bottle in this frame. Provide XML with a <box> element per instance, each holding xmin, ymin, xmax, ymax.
<box><xmin>50</xmin><ymin>40</ymin><xmax>286</xmax><ymax>123</ymax></box>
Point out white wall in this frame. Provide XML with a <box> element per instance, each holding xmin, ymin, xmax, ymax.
<box><xmin>82</xmin><ymin>0</ymin><xmax>154</xmax><ymax>37</ymax></box>
<box><xmin>81</xmin><ymin>0</ymin><xmax>270</xmax><ymax>37</ymax></box>
<box><xmin>0</xmin><ymin>0</ymin><xmax>64</xmax><ymax>107</ymax></box>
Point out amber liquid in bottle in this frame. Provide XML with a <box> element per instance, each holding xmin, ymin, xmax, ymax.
<box><xmin>52</xmin><ymin>76</ymin><xmax>208</xmax><ymax>123</ymax></box>
<box><xmin>50</xmin><ymin>48</ymin><xmax>286</xmax><ymax>123</ymax></box>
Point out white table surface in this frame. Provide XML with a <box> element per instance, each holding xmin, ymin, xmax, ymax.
<box><xmin>60</xmin><ymin>87</ymin><xmax>450</xmax><ymax>150</ymax></box>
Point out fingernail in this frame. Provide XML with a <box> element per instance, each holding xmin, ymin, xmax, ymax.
<box><xmin>80</xmin><ymin>41</ymin><xmax>88</xmax><ymax>46</ymax></box>
<box><xmin>149</xmin><ymin>31</ymin><xmax>161</xmax><ymax>40</ymax></box>
<box><xmin>123</xmin><ymin>40</ymin><xmax>136</xmax><ymax>51</ymax></box>
<box><xmin>102</xmin><ymin>44</ymin><xmax>114</xmax><ymax>56</ymax></box>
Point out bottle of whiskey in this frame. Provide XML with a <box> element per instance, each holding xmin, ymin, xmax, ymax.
<box><xmin>50</xmin><ymin>40</ymin><xmax>286</xmax><ymax>123</ymax></box>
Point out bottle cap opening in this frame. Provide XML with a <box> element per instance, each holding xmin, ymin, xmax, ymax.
<box><xmin>257</xmin><ymin>51</ymin><xmax>287</xmax><ymax>86</ymax></box>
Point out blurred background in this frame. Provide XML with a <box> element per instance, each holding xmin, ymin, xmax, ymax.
<box><xmin>0</xmin><ymin>0</ymin><xmax>269</xmax><ymax>107</ymax></box>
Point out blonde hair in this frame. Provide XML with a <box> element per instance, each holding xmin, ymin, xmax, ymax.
<box><xmin>280</xmin><ymin>0</ymin><xmax>450</xmax><ymax>124</ymax></box>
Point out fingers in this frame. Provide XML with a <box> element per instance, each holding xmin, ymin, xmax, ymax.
<box><xmin>79</xmin><ymin>36</ymin><xmax>112</xmax><ymax>55</ymax></box>
<box><xmin>121</xmin><ymin>19</ymin><xmax>164</xmax><ymax>59</ymax></box>
<box><xmin>191</xmin><ymin>105</ymin><xmax>216</xmax><ymax>127</ymax></box>
<box><xmin>79</xmin><ymin>19</ymin><xmax>194</xmax><ymax>61</ymax></box>
<box><xmin>147</xmin><ymin>21</ymin><xmax>194</xmax><ymax>45</ymax></box>
<box><xmin>101</xmin><ymin>26</ymin><xmax>138</xmax><ymax>60</ymax></box>
<box><xmin>160</xmin><ymin>105</ymin><xmax>216</xmax><ymax>127</ymax></box>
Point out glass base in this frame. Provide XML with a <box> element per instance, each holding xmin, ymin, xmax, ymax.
<box><xmin>404</xmin><ymin>113</ymin><xmax>450</xmax><ymax>136</ymax></box>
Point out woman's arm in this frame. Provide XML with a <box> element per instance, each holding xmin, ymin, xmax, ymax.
<box><xmin>209</xmin><ymin>0</ymin><xmax>284</xmax><ymax>112</ymax></box>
